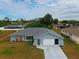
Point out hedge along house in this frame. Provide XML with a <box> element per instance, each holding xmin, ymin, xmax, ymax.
<box><xmin>10</xmin><ymin>28</ymin><xmax>64</xmax><ymax>47</ymax></box>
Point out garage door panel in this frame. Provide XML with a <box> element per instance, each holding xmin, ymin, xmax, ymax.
<box><xmin>43</xmin><ymin>39</ymin><xmax>54</xmax><ymax>45</ymax></box>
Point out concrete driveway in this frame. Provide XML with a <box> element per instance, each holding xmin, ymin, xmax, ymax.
<box><xmin>43</xmin><ymin>45</ymin><xmax>68</xmax><ymax>59</ymax></box>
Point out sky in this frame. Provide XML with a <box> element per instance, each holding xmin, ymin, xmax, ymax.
<box><xmin>0</xmin><ymin>0</ymin><xmax>79</xmax><ymax>20</ymax></box>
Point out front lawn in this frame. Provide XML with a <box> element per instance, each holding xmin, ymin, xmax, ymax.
<box><xmin>0</xmin><ymin>42</ymin><xmax>44</xmax><ymax>59</ymax></box>
<box><xmin>0</xmin><ymin>47</ymin><xmax>14</xmax><ymax>56</ymax></box>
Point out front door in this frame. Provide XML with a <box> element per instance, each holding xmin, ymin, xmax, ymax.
<box><xmin>55</xmin><ymin>39</ymin><xmax>59</xmax><ymax>44</ymax></box>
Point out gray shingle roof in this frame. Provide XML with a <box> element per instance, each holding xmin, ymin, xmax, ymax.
<box><xmin>10</xmin><ymin>28</ymin><xmax>63</xmax><ymax>39</ymax></box>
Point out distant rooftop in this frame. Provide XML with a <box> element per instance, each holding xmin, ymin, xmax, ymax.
<box><xmin>4</xmin><ymin>25</ymin><xmax>24</xmax><ymax>29</ymax></box>
<box><xmin>62</xmin><ymin>26</ymin><xmax>79</xmax><ymax>37</ymax></box>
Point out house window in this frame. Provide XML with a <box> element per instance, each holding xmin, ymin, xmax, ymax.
<box><xmin>26</xmin><ymin>36</ymin><xmax>33</xmax><ymax>39</ymax></box>
<box><xmin>55</xmin><ymin>39</ymin><xmax>59</xmax><ymax>44</ymax></box>
<box><xmin>38</xmin><ymin>39</ymin><xmax>40</xmax><ymax>46</ymax></box>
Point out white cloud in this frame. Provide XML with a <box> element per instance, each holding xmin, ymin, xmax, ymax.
<box><xmin>0</xmin><ymin>0</ymin><xmax>79</xmax><ymax>20</ymax></box>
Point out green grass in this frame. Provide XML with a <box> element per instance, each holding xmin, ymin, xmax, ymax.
<box><xmin>0</xmin><ymin>48</ymin><xmax>14</xmax><ymax>56</ymax></box>
<box><xmin>0</xmin><ymin>42</ymin><xmax>44</xmax><ymax>59</ymax></box>
<box><xmin>0</xmin><ymin>30</ymin><xmax>4</xmax><ymax>34</ymax></box>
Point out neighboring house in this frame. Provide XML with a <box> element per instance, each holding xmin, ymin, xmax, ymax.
<box><xmin>0</xmin><ymin>25</ymin><xmax>24</xmax><ymax>30</ymax></box>
<box><xmin>53</xmin><ymin>24</ymin><xmax>70</xmax><ymax>29</ymax></box>
<box><xmin>10</xmin><ymin>28</ymin><xmax>64</xmax><ymax>48</ymax></box>
<box><xmin>4</xmin><ymin>25</ymin><xmax>23</xmax><ymax>29</ymax></box>
<box><xmin>61</xmin><ymin>27</ymin><xmax>79</xmax><ymax>44</ymax></box>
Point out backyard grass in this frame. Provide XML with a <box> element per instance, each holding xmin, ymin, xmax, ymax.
<box><xmin>53</xmin><ymin>28</ymin><xmax>79</xmax><ymax>59</ymax></box>
<box><xmin>0</xmin><ymin>30</ymin><xmax>44</xmax><ymax>59</ymax></box>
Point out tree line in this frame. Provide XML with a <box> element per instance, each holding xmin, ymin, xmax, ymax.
<box><xmin>0</xmin><ymin>14</ymin><xmax>79</xmax><ymax>28</ymax></box>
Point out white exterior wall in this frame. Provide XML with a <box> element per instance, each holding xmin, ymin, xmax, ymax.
<box><xmin>59</xmin><ymin>39</ymin><xmax>64</xmax><ymax>46</ymax></box>
<box><xmin>34</xmin><ymin>33</ymin><xmax>64</xmax><ymax>48</ymax></box>
<box><xmin>33</xmin><ymin>39</ymin><xmax>37</xmax><ymax>46</ymax></box>
<box><xmin>10</xmin><ymin>36</ymin><xmax>16</xmax><ymax>41</ymax></box>
<box><xmin>10</xmin><ymin>36</ymin><xmax>33</xmax><ymax>42</ymax></box>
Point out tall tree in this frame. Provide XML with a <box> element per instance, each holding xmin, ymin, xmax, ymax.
<box><xmin>53</xmin><ymin>19</ymin><xmax>59</xmax><ymax>24</ymax></box>
<box><xmin>43</xmin><ymin>14</ymin><xmax>53</xmax><ymax>25</ymax></box>
<box><xmin>39</xmin><ymin>13</ymin><xmax>53</xmax><ymax>28</ymax></box>
<box><xmin>40</xmin><ymin>13</ymin><xmax>53</xmax><ymax>26</ymax></box>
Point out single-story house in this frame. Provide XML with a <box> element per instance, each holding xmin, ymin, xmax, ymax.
<box><xmin>0</xmin><ymin>25</ymin><xmax>24</xmax><ymax>30</ymax></box>
<box><xmin>10</xmin><ymin>28</ymin><xmax>64</xmax><ymax>48</ymax></box>
<box><xmin>61</xmin><ymin>26</ymin><xmax>79</xmax><ymax>44</ymax></box>
<box><xmin>4</xmin><ymin>25</ymin><xmax>24</xmax><ymax>29</ymax></box>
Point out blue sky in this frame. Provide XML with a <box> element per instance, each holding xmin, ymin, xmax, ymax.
<box><xmin>0</xmin><ymin>0</ymin><xmax>79</xmax><ymax>20</ymax></box>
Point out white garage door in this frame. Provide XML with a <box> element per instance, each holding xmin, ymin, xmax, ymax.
<box><xmin>43</xmin><ymin>39</ymin><xmax>54</xmax><ymax>45</ymax></box>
